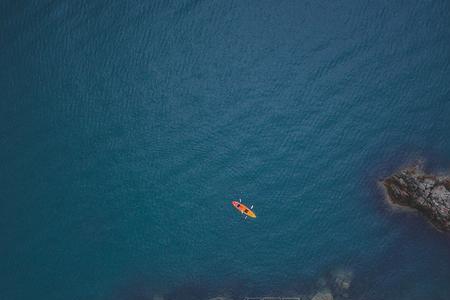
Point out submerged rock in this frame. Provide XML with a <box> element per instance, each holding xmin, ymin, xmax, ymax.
<box><xmin>333</xmin><ymin>269</ymin><xmax>352</xmax><ymax>298</ymax></box>
<box><xmin>383</xmin><ymin>165</ymin><xmax>450</xmax><ymax>231</ymax></box>
<box><xmin>311</xmin><ymin>290</ymin><xmax>334</xmax><ymax>300</ymax></box>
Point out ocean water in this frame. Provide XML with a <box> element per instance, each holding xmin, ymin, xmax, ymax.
<box><xmin>1</xmin><ymin>1</ymin><xmax>450</xmax><ymax>299</ymax></box>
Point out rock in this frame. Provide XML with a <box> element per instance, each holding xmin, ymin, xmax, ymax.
<box><xmin>334</xmin><ymin>270</ymin><xmax>352</xmax><ymax>291</ymax></box>
<box><xmin>311</xmin><ymin>290</ymin><xmax>334</xmax><ymax>300</ymax></box>
<box><xmin>336</xmin><ymin>278</ymin><xmax>350</xmax><ymax>291</ymax></box>
<box><xmin>383</xmin><ymin>165</ymin><xmax>450</xmax><ymax>231</ymax></box>
<box><xmin>153</xmin><ymin>295</ymin><xmax>164</xmax><ymax>300</ymax></box>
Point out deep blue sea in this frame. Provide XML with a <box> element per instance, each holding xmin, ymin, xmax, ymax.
<box><xmin>1</xmin><ymin>1</ymin><xmax>450</xmax><ymax>299</ymax></box>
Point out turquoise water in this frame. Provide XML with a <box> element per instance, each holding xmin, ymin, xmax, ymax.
<box><xmin>1</xmin><ymin>1</ymin><xmax>450</xmax><ymax>299</ymax></box>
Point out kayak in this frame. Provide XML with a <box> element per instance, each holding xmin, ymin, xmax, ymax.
<box><xmin>232</xmin><ymin>200</ymin><xmax>256</xmax><ymax>218</ymax></box>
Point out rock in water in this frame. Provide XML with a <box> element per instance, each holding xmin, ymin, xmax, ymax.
<box><xmin>383</xmin><ymin>166</ymin><xmax>450</xmax><ymax>231</ymax></box>
<box><xmin>333</xmin><ymin>269</ymin><xmax>352</xmax><ymax>295</ymax></box>
<box><xmin>311</xmin><ymin>290</ymin><xmax>334</xmax><ymax>300</ymax></box>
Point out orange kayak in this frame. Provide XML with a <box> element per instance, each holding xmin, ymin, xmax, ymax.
<box><xmin>232</xmin><ymin>200</ymin><xmax>256</xmax><ymax>218</ymax></box>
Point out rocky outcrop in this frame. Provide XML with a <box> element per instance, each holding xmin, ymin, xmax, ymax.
<box><xmin>383</xmin><ymin>166</ymin><xmax>450</xmax><ymax>231</ymax></box>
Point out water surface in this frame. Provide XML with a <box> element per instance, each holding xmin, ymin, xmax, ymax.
<box><xmin>1</xmin><ymin>1</ymin><xmax>450</xmax><ymax>299</ymax></box>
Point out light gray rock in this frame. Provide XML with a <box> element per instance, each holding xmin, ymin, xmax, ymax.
<box><xmin>334</xmin><ymin>269</ymin><xmax>352</xmax><ymax>291</ymax></box>
<box><xmin>311</xmin><ymin>290</ymin><xmax>333</xmax><ymax>300</ymax></box>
